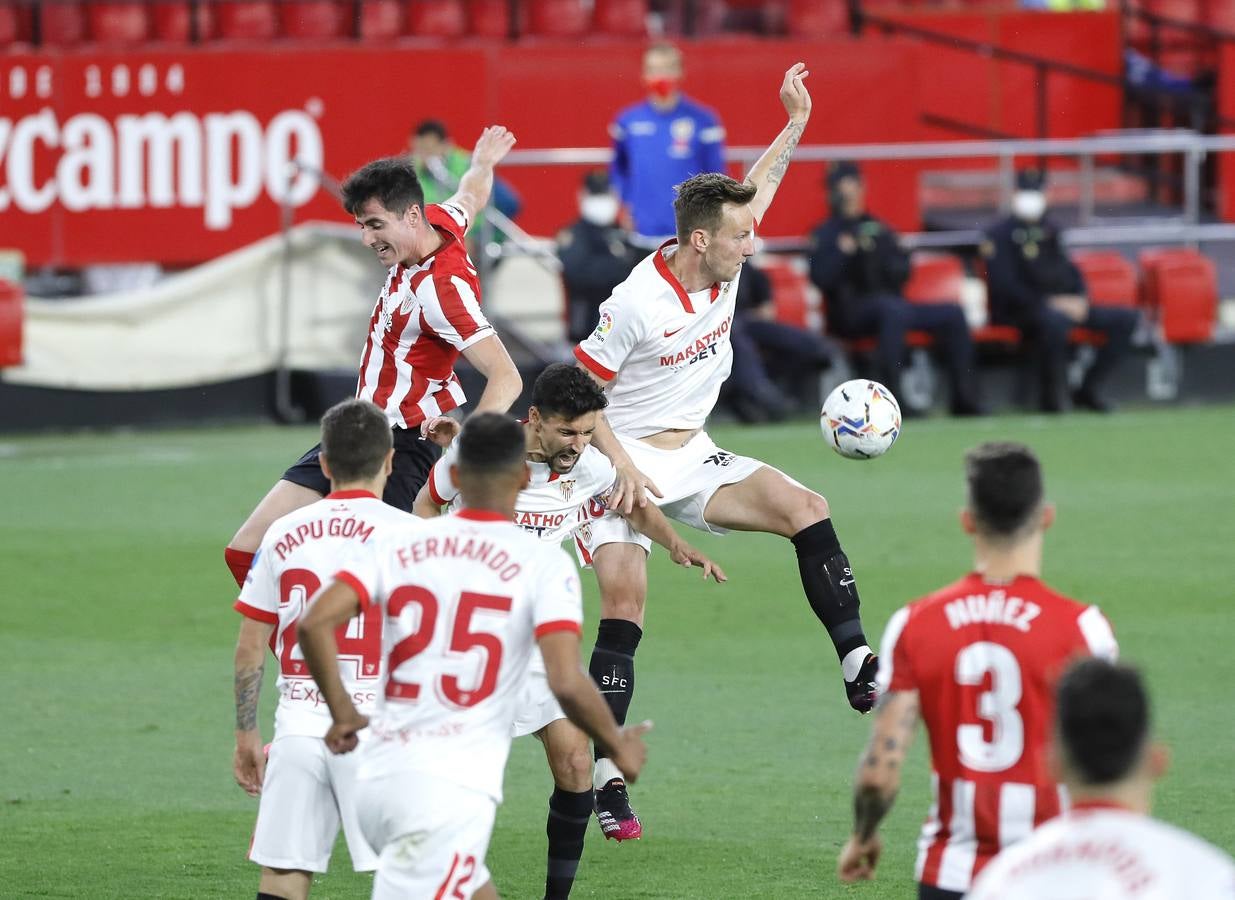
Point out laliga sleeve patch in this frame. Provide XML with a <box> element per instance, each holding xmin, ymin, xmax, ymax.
<box><xmin>592</xmin><ymin>310</ymin><xmax>615</xmax><ymax>344</ymax></box>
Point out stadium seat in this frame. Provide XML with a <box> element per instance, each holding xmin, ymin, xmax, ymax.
<box><xmin>903</xmin><ymin>253</ymin><xmax>965</xmax><ymax>305</ymax></box>
<box><xmin>87</xmin><ymin>3</ymin><xmax>151</xmax><ymax>45</ymax></box>
<box><xmin>406</xmin><ymin>0</ymin><xmax>466</xmax><ymax>38</ymax></box>
<box><xmin>40</xmin><ymin>3</ymin><xmax>86</xmax><ymax>45</ymax></box>
<box><xmin>593</xmin><ymin>0</ymin><xmax>647</xmax><ymax>36</ymax></box>
<box><xmin>0</xmin><ymin>5</ymin><xmax>29</xmax><ymax>45</ymax></box>
<box><xmin>152</xmin><ymin>2</ymin><xmax>215</xmax><ymax>42</ymax></box>
<box><xmin>280</xmin><ymin>0</ymin><xmax>348</xmax><ymax>39</ymax></box>
<box><xmin>527</xmin><ymin>0</ymin><xmax>588</xmax><ymax>37</ymax></box>
<box><xmin>1073</xmin><ymin>249</ymin><xmax>1138</xmax><ymax>308</ymax></box>
<box><xmin>214</xmin><ymin>0</ymin><xmax>279</xmax><ymax>41</ymax></box>
<box><xmin>760</xmin><ymin>258</ymin><xmax>819</xmax><ymax>330</ymax></box>
<box><xmin>1138</xmin><ymin>247</ymin><xmax>1217</xmax><ymax>343</ymax></box>
<box><xmin>466</xmin><ymin>0</ymin><xmax>510</xmax><ymax>38</ymax></box>
<box><xmin>358</xmin><ymin>0</ymin><xmax>402</xmax><ymax>38</ymax></box>
<box><xmin>785</xmin><ymin>0</ymin><xmax>849</xmax><ymax>38</ymax></box>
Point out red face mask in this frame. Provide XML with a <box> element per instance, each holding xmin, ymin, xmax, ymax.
<box><xmin>645</xmin><ymin>77</ymin><xmax>680</xmax><ymax>101</ymax></box>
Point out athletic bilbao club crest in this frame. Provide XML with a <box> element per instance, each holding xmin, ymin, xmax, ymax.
<box><xmin>559</xmin><ymin>479</ymin><xmax>576</xmax><ymax>501</ymax></box>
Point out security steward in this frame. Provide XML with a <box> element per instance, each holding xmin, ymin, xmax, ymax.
<box><xmin>557</xmin><ymin>170</ymin><xmax>642</xmax><ymax>343</ymax></box>
<box><xmin>808</xmin><ymin>160</ymin><xmax>984</xmax><ymax>416</ymax></box>
<box><xmin>984</xmin><ymin>169</ymin><xmax>1138</xmax><ymax>413</ymax></box>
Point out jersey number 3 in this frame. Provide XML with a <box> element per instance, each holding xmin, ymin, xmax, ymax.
<box><xmin>955</xmin><ymin>641</ymin><xmax>1024</xmax><ymax>772</ymax></box>
<box><xmin>385</xmin><ymin>587</ymin><xmax>513</xmax><ymax>708</ymax></box>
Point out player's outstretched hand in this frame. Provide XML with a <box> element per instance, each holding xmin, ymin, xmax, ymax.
<box><xmin>669</xmin><ymin>542</ymin><xmax>727</xmax><ymax>583</ymax></box>
<box><xmin>233</xmin><ymin>733</ymin><xmax>266</xmax><ymax>797</ymax></box>
<box><xmin>837</xmin><ymin>833</ymin><xmax>882</xmax><ymax>882</ymax></box>
<box><xmin>611</xmin><ymin>720</ymin><xmax>653</xmax><ymax>785</ymax></box>
<box><xmin>610</xmin><ymin>463</ymin><xmax>663</xmax><ymax>515</ymax></box>
<box><xmin>845</xmin><ymin>652</ymin><xmax>880</xmax><ymax>714</ymax></box>
<box><xmin>780</xmin><ymin>62</ymin><xmax>812</xmax><ymax>125</ymax></box>
<box><xmin>324</xmin><ymin>714</ymin><xmax>369</xmax><ymax>755</ymax></box>
<box><xmin>472</xmin><ymin>126</ymin><xmax>517</xmax><ymax>169</ymax></box>
<box><xmin>420</xmin><ymin>414</ymin><xmax>461</xmax><ymax>447</ymax></box>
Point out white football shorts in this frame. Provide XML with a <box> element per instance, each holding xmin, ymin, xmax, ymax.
<box><xmin>248</xmin><ymin>733</ymin><xmax>377</xmax><ymax>873</ymax></box>
<box><xmin>576</xmin><ymin>430</ymin><xmax>763</xmax><ymax>557</ymax></box>
<box><xmin>358</xmin><ymin>770</ymin><xmax>496</xmax><ymax>900</ymax></box>
<box><xmin>511</xmin><ymin>671</ymin><xmax>565</xmax><ymax>739</ymax></box>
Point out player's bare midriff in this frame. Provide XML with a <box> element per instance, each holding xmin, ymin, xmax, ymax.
<box><xmin>639</xmin><ymin>427</ymin><xmax>701</xmax><ymax>450</ymax></box>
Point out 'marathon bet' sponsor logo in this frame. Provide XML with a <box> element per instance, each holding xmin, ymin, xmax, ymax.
<box><xmin>0</xmin><ymin>108</ymin><xmax>324</xmax><ymax>227</ymax></box>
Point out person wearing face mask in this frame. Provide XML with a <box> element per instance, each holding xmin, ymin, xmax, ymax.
<box><xmin>557</xmin><ymin>170</ymin><xmax>643</xmax><ymax>344</ymax></box>
<box><xmin>984</xmin><ymin>169</ymin><xmax>1139</xmax><ymax>413</ymax></box>
<box><xmin>609</xmin><ymin>43</ymin><xmax>727</xmax><ymax>248</ymax></box>
<box><xmin>808</xmin><ymin>161</ymin><xmax>985</xmax><ymax>416</ymax></box>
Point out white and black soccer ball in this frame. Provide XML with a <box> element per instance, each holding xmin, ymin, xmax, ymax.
<box><xmin>820</xmin><ymin>379</ymin><xmax>902</xmax><ymax>460</ymax></box>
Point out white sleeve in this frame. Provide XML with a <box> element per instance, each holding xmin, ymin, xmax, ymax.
<box><xmin>427</xmin><ymin>440</ymin><xmax>461</xmax><ymax>506</ymax></box>
<box><xmin>531</xmin><ymin>547</ymin><xmax>584</xmax><ymax>638</ymax></box>
<box><xmin>1077</xmin><ymin>605</ymin><xmax>1118</xmax><ymax>661</ymax></box>
<box><xmin>235</xmin><ymin>540</ymin><xmax>279</xmax><ymax>623</ymax></box>
<box><xmin>333</xmin><ymin>535</ymin><xmax>387</xmax><ymax>614</ymax></box>
<box><xmin>573</xmin><ymin>294</ymin><xmax>648</xmax><ymax>382</ymax></box>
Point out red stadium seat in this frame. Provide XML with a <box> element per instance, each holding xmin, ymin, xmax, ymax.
<box><xmin>214</xmin><ymin>0</ymin><xmax>279</xmax><ymax>41</ymax></box>
<box><xmin>760</xmin><ymin>258</ymin><xmax>819</xmax><ymax>330</ymax></box>
<box><xmin>406</xmin><ymin>0</ymin><xmax>466</xmax><ymax>37</ymax></box>
<box><xmin>785</xmin><ymin>0</ymin><xmax>849</xmax><ymax>38</ymax></box>
<box><xmin>0</xmin><ymin>5</ymin><xmax>29</xmax><ymax>45</ymax></box>
<box><xmin>1138</xmin><ymin>247</ymin><xmax>1217</xmax><ymax>343</ymax></box>
<box><xmin>280</xmin><ymin>0</ymin><xmax>348</xmax><ymax>39</ymax></box>
<box><xmin>903</xmin><ymin>253</ymin><xmax>965</xmax><ymax>305</ymax></box>
<box><xmin>152</xmin><ymin>2</ymin><xmax>216</xmax><ymax>42</ymax></box>
<box><xmin>1072</xmin><ymin>249</ymin><xmax>1138</xmax><ymax>308</ymax></box>
<box><xmin>358</xmin><ymin>0</ymin><xmax>403</xmax><ymax>38</ymax></box>
<box><xmin>527</xmin><ymin>0</ymin><xmax>587</xmax><ymax>37</ymax></box>
<box><xmin>87</xmin><ymin>3</ymin><xmax>151</xmax><ymax>45</ymax></box>
<box><xmin>593</xmin><ymin>0</ymin><xmax>647</xmax><ymax>36</ymax></box>
<box><xmin>40</xmin><ymin>3</ymin><xmax>86</xmax><ymax>45</ymax></box>
<box><xmin>466</xmin><ymin>0</ymin><xmax>510</xmax><ymax>38</ymax></box>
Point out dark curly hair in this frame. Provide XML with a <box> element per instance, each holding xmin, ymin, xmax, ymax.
<box><xmin>341</xmin><ymin>156</ymin><xmax>425</xmax><ymax>218</ymax></box>
<box><xmin>530</xmin><ymin>363</ymin><xmax>609</xmax><ymax>421</ymax></box>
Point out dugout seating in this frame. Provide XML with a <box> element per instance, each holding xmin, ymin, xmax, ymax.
<box><xmin>358</xmin><ymin>0</ymin><xmax>402</xmax><ymax>38</ymax></box>
<box><xmin>1138</xmin><ymin>247</ymin><xmax>1218</xmax><ymax>343</ymax></box>
<box><xmin>0</xmin><ymin>5</ymin><xmax>31</xmax><ymax>45</ymax></box>
<box><xmin>151</xmin><ymin>1</ymin><xmax>215</xmax><ymax>42</ymax></box>
<box><xmin>280</xmin><ymin>0</ymin><xmax>349</xmax><ymax>39</ymax></box>
<box><xmin>40</xmin><ymin>2</ymin><xmax>87</xmax><ymax>45</ymax></box>
<box><xmin>406</xmin><ymin>0</ymin><xmax>467</xmax><ymax>38</ymax></box>
<box><xmin>527</xmin><ymin>0</ymin><xmax>588</xmax><ymax>37</ymax></box>
<box><xmin>467</xmin><ymin>0</ymin><xmax>511</xmax><ymax>39</ymax></box>
<box><xmin>785</xmin><ymin>0</ymin><xmax>850</xmax><ymax>38</ymax></box>
<box><xmin>213</xmin><ymin>0</ymin><xmax>279</xmax><ymax>41</ymax></box>
<box><xmin>87</xmin><ymin>2</ymin><xmax>149</xmax><ymax>44</ymax></box>
<box><xmin>594</xmin><ymin>0</ymin><xmax>647</xmax><ymax>36</ymax></box>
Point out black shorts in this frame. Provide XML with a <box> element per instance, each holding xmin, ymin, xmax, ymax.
<box><xmin>919</xmin><ymin>884</ymin><xmax>964</xmax><ymax>900</ymax></box>
<box><xmin>280</xmin><ymin>426</ymin><xmax>442</xmax><ymax>513</ymax></box>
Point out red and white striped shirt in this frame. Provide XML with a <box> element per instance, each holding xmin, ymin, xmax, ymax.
<box><xmin>876</xmin><ymin>572</ymin><xmax>1119</xmax><ymax>894</ymax></box>
<box><xmin>356</xmin><ymin>202</ymin><xmax>494</xmax><ymax>429</ymax></box>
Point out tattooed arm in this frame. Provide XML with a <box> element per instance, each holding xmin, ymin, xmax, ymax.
<box><xmin>745</xmin><ymin>63</ymin><xmax>812</xmax><ymax>223</ymax></box>
<box><xmin>233</xmin><ymin>617</ymin><xmax>275</xmax><ymax>796</ymax></box>
<box><xmin>836</xmin><ymin>689</ymin><xmax>921</xmax><ymax>882</ymax></box>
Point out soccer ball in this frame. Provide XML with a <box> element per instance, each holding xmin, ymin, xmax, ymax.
<box><xmin>820</xmin><ymin>379</ymin><xmax>902</xmax><ymax>460</ymax></box>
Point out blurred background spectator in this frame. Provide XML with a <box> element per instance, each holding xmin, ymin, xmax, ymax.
<box><xmin>808</xmin><ymin>162</ymin><xmax>985</xmax><ymax>416</ymax></box>
<box><xmin>557</xmin><ymin>170</ymin><xmax>642</xmax><ymax>344</ymax></box>
<box><xmin>609</xmin><ymin>43</ymin><xmax>727</xmax><ymax>248</ymax></box>
<box><xmin>984</xmin><ymin>169</ymin><xmax>1139</xmax><ymax>413</ymax></box>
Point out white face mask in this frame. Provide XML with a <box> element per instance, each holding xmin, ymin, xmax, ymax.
<box><xmin>581</xmin><ymin>194</ymin><xmax>620</xmax><ymax>227</ymax></box>
<box><xmin>1011</xmin><ymin>190</ymin><xmax>1047</xmax><ymax>222</ymax></box>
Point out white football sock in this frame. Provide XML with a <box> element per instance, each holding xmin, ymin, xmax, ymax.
<box><xmin>593</xmin><ymin>756</ymin><xmax>624</xmax><ymax>790</ymax></box>
<box><xmin>842</xmin><ymin>645</ymin><xmax>873</xmax><ymax>682</ymax></box>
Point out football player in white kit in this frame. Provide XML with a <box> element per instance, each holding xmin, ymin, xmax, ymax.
<box><xmin>572</xmin><ymin>64</ymin><xmax>880</xmax><ymax>832</ymax></box>
<box><xmin>232</xmin><ymin>399</ymin><xmax>413</xmax><ymax>900</ymax></box>
<box><xmin>298</xmin><ymin>413</ymin><xmax>651</xmax><ymax>900</ymax></box>
<box><xmin>967</xmin><ymin>658</ymin><xmax>1235</xmax><ymax>900</ymax></box>
<box><xmin>413</xmin><ymin>364</ymin><xmax>724</xmax><ymax>897</ymax></box>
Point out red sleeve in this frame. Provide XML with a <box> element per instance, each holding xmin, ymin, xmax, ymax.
<box><xmin>234</xmin><ymin>599</ymin><xmax>278</xmax><ymax>624</ymax></box>
<box><xmin>573</xmin><ymin>345</ymin><xmax>617</xmax><ymax>382</ymax></box>
<box><xmin>427</xmin><ymin>462</ymin><xmax>447</xmax><ymax>505</ymax></box>
<box><xmin>535</xmin><ymin>620</ymin><xmax>583</xmax><ymax>638</ymax></box>
<box><xmin>428</xmin><ymin>202</ymin><xmax>469</xmax><ymax>242</ymax></box>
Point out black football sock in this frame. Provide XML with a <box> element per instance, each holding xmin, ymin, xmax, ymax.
<box><xmin>544</xmin><ymin>787</ymin><xmax>593</xmax><ymax>899</ymax></box>
<box><xmin>588</xmin><ymin>618</ymin><xmax>642</xmax><ymax>761</ymax></box>
<box><xmin>257</xmin><ymin>893</ymin><xmax>289</xmax><ymax>900</ymax></box>
<box><xmin>791</xmin><ymin>519</ymin><xmax>870</xmax><ymax>666</ymax></box>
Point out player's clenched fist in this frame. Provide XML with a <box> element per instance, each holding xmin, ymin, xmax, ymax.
<box><xmin>611</xmin><ymin>720</ymin><xmax>653</xmax><ymax>784</ymax></box>
<box><xmin>472</xmin><ymin>125</ymin><xmax>517</xmax><ymax>168</ymax></box>
<box><xmin>324</xmin><ymin>714</ymin><xmax>369</xmax><ymax>755</ymax></box>
<box><xmin>780</xmin><ymin>62</ymin><xmax>811</xmax><ymax>125</ymax></box>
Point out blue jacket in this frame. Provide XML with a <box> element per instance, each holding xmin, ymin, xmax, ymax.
<box><xmin>609</xmin><ymin>95</ymin><xmax>727</xmax><ymax>239</ymax></box>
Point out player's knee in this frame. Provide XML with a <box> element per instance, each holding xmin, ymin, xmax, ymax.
<box><xmin>550</xmin><ymin>743</ymin><xmax>594</xmax><ymax>793</ymax></box>
<box><xmin>599</xmin><ymin>590</ymin><xmax>644</xmax><ymax>623</ymax></box>
<box><xmin>789</xmin><ymin>490</ymin><xmax>830</xmax><ymax>534</ymax></box>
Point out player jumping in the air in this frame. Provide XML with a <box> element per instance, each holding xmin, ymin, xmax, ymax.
<box><xmin>837</xmin><ymin>442</ymin><xmax>1119</xmax><ymax>899</ymax></box>
<box><xmin>232</xmin><ymin>399</ymin><xmax>413</xmax><ymax>900</ymax></box>
<box><xmin>415</xmin><ymin>364</ymin><xmax>724</xmax><ymax>891</ymax></box>
<box><xmin>571</xmin><ymin>64</ymin><xmax>880</xmax><ymax>837</ymax></box>
<box><xmin>299</xmin><ymin>413</ymin><xmax>650</xmax><ymax>900</ymax></box>
<box><xmin>223</xmin><ymin>127</ymin><xmax>523</xmax><ymax>590</ymax></box>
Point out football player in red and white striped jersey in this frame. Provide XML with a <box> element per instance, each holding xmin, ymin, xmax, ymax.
<box><xmin>223</xmin><ymin>127</ymin><xmax>523</xmax><ymax>591</ymax></box>
<box><xmin>836</xmin><ymin>442</ymin><xmax>1119</xmax><ymax>900</ymax></box>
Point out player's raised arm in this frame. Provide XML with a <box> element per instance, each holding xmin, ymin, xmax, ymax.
<box><xmin>299</xmin><ymin>581</ymin><xmax>370</xmax><ymax>754</ymax></box>
<box><xmin>233</xmin><ymin>616</ymin><xmax>276</xmax><ymax>796</ymax></box>
<box><xmin>623</xmin><ymin>501</ymin><xmax>727</xmax><ymax>582</ymax></box>
<box><xmin>744</xmin><ymin>63</ymin><xmax>811</xmax><ymax>224</ymax></box>
<box><xmin>462</xmin><ymin>334</ymin><xmax>523</xmax><ymax>415</ymax></box>
<box><xmin>837</xmin><ymin>690</ymin><xmax>920</xmax><ymax>883</ymax></box>
<box><xmin>446</xmin><ymin>125</ymin><xmax>518</xmax><ymax>225</ymax></box>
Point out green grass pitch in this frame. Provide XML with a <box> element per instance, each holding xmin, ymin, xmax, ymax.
<box><xmin>2</xmin><ymin>407</ymin><xmax>1233</xmax><ymax>898</ymax></box>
